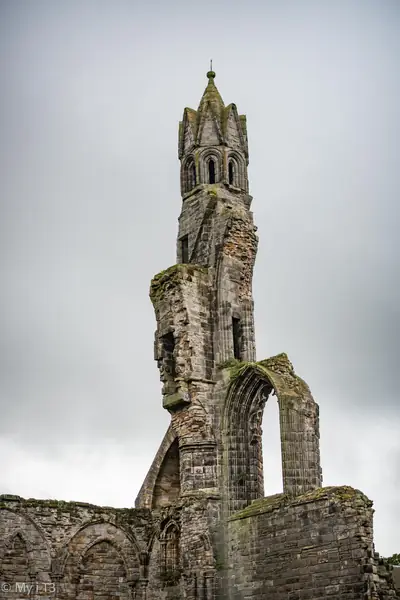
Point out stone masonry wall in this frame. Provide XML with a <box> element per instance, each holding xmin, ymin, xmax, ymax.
<box><xmin>0</xmin><ymin>495</ymin><xmax>166</xmax><ymax>600</ymax></box>
<box><xmin>227</xmin><ymin>486</ymin><xmax>399</xmax><ymax>600</ymax></box>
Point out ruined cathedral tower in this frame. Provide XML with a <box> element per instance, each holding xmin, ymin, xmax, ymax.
<box><xmin>137</xmin><ymin>68</ymin><xmax>322</xmax><ymax>515</ymax></box>
<box><xmin>136</xmin><ymin>69</ymin><xmax>325</xmax><ymax>594</ymax></box>
<box><xmin>135</xmin><ymin>71</ymin><xmax>399</xmax><ymax>600</ymax></box>
<box><xmin>1</xmin><ymin>70</ymin><xmax>398</xmax><ymax>600</ymax></box>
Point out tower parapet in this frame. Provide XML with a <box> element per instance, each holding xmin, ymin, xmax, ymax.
<box><xmin>178</xmin><ymin>70</ymin><xmax>249</xmax><ymax>198</ymax></box>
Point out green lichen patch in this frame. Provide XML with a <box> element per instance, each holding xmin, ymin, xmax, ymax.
<box><xmin>0</xmin><ymin>494</ymin><xmax>22</xmax><ymax>502</ymax></box>
<box><xmin>0</xmin><ymin>496</ymin><xmax>152</xmax><ymax>528</ymax></box>
<box><xmin>216</xmin><ymin>358</ymin><xmax>242</xmax><ymax>370</ymax></box>
<box><xmin>219</xmin><ymin>354</ymin><xmax>292</xmax><ymax>381</ymax></box>
<box><xmin>230</xmin><ymin>494</ymin><xmax>286</xmax><ymax>520</ymax></box>
<box><xmin>258</xmin><ymin>353</ymin><xmax>294</xmax><ymax>374</ymax></box>
<box><xmin>150</xmin><ymin>264</ymin><xmax>208</xmax><ymax>305</ymax></box>
<box><xmin>229</xmin><ymin>361</ymin><xmax>261</xmax><ymax>381</ymax></box>
<box><xmin>229</xmin><ymin>486</ymin><xmax>372</xmax><ymax>521</ymax></box>
<box><xmin>220</xmin><ymin>354</ymin><xmax>311</xmax><ymax>398</ymax></box>
<box><xmin>221</xmin><ymin>359</ymin><xmax>274</xmax><ymax>383</ymax></box>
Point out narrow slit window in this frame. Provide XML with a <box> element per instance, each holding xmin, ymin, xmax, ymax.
<box><xmin>192</xmin><ymin>163</ymin><xmax>196</xmax><ymax>187</ymax></box>
<box><xmin>181</xmin><ymin>235</ymin><xmax>189</xmax><ymax>264</ymax></box>
<box><xmin>232</xmin><ymin>317</ymin><xmax>241</xmax><ymax>360</ymax></box>
<box><xmin>208</xmin><ymin>159</ymin><xmax>215</xmax><ymax>184</ymax></box>
<box><xmin>228</xmin><ymin>161</ymin><xmax>234</xmax><ymax>185</ymax></box>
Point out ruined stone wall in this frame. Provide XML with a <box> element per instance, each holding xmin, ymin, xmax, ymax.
<box><xmin>227</xmin><ymin>486</ymin><xmax>399</xmax><ymax>600</ymax></box>
<box><xmin>0</xmin><ymin>494</ymin><xmax>224</xmax><ymax>600</ymax></box>
<box><xmin>176</xmin><ymin>184</ymin><xmax>253</xmax><ymax>270</ymax></box>
<box><xmin>0</xmin><ymin>495</ymin><xmax>182</xmax><ymax>600</ymax></box>
<box><xmin>150</xmin><ymin>263</ymin><xmax>219</xmax><ymax>502</ymax></box>
<box><xmin>372</xmin><ymin>558</ymin><xmax>400</xmax><ymax>599</ymax></box>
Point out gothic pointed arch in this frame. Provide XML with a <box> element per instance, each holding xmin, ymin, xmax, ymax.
<box><xmin>60</xmin><ymin>521</ymin><xmax>141</xmax><ymax>587</ymax></box>
<box><xmin>75</xmin><ymin>539</ymin><xmax>132</xmax><ymax>600</ymax></box>
<box><xmin>3</xmin><ymin>529</ymin><xmax>34</xmax><ymax>553</ymax></box>
<box><xmin>135</xmin><ymin>425</ymin><xmax>179</xmax><ymax>509</ymax></box>
<box><xmin>222</xmin><ymin>355</ymin><xmax>322</xmax><ymax>514</ymax></box>
<box><xmin>227</xmin><ymin>150</ymin><xmax>247</xmax><ymax>190</ymax></box>
<box><xmin>0</xmin><ymin>508</ymin><xmax>52</xmax><ymax>577</ymax></box>
<box><xmin>160</xmin><ymin>519</ymin><xmax>180</xmax><ymax>584</ymax></box>
<box><xmin>199</xmin><ymin>148</ymin><xmax>222</xmax><ymax>185</ymax></box>
<box><xmin>181</xmin><ymin>155</ymin><xmax>197</xmax><ymax>195</ymax></box>
<box><xmin>1</xmin><ymin>532</ymin><xmax>32</xmax><ymax>583</ymax></box>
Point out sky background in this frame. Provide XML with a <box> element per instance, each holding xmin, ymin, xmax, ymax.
<box><xmin>0</xmin><ymin>0</ymin><xmax>399</xmax><ymax>556</ymax></box>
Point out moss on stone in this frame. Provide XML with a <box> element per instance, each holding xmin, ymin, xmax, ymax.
<box><xmin>229</xmin><ymin>486</ymin><xmax>372</xmax><ymax>521</ymax></box>
<box><xmin>220</xmin><ymin>354</ymin><xmax>312</xmax><ymax>398</ymax></box>
<box><xmin>222</xmin><ymin>359</ymin><xmax>272</xmax><ymax>383</ymax></box>
<box><xmin>0</xmin><ymin>494</ymin><xmax>22</xmax><ymax>501</ymax></box>
<box><xmin>208</xmin><ymin>185</ymin><xmax>218</xmax><ymax>197</ymax></box>
<box><xmin>228</xmin><ymin>360</ymin><xmax>259</xmax><ymax>381</ymax></box>
<box><xmin>221</xmin><ymin>354</ymin><xmax>292</xmax><ymax>381</ymax></box>
<box><xmin>150</xmin><ymin>264</ymin><xmax>208</xmax><ymax>305</ymax></box>
<box><xmin>217</xmin><ymin>358</ymin><xmax>242</xmax><ymax>370</ymax></box>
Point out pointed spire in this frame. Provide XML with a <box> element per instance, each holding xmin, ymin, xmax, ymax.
<box><xmin>197</xmin><ymin>66</ymin><xmax>225</xmax><ymax>121</ymax></box>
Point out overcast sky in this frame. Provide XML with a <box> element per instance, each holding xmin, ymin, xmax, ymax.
<box><xmin>0</xmin><ymin>0</ymin><xmax>399</xmax><ymax>556</ymax></box>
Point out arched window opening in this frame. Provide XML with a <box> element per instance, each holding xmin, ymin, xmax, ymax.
<box><xmin>228</xmin><ymin>161</ymin><xmax>234</xmax><ymax>185</ymax></box>
<box><xmin>261</xmin><ymin>396</ymin><xmax>283</xmax><ymax>496</ymax></box>
<box><xmin>165</xmin><ymin>526</ymin><xmax>179</xmax><ymax>571</ymax></box>
<box><xmin>160</xmin><ymin>522</ymin><xmax>180</xmax><ymax>586</ymax></box>
<box><xmin>208</xmin><ymin>159</ymin><xmax>215</xmax><ymax>184</ymax></box>
<box><xmin>186</xmin><ymin>160</ymin><xmax>196</xmax><ymax>192</ymax></box>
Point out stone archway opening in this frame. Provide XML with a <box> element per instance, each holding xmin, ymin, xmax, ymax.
<box><xmin>1</xmin><ymin>534</ymin><xmax>31</xmax><ymax>595</ymax></box>
<box><xmin>223</xmin><ymin>358</ymin><xmax>322</xmax><ymax>514</ymax></box>
<box><xmin>76</xmin><ymin>540</ymin><xmax>130</xmax><ymax>600</ymax></box>
<box><xmin>261</xmin><ymin>394</ymin><xmax>283</xmax><ymax>496</ymax></box>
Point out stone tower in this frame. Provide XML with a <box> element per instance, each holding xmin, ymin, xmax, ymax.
<box><xmin>137</xmin><ymin>69</ymin><xmax>322</xmax><ymax>515</ymax></box>
<box><xmin>136</xmin><ymin>71</ymin><xmax>325</xmax><ymax>597</ymax></box>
